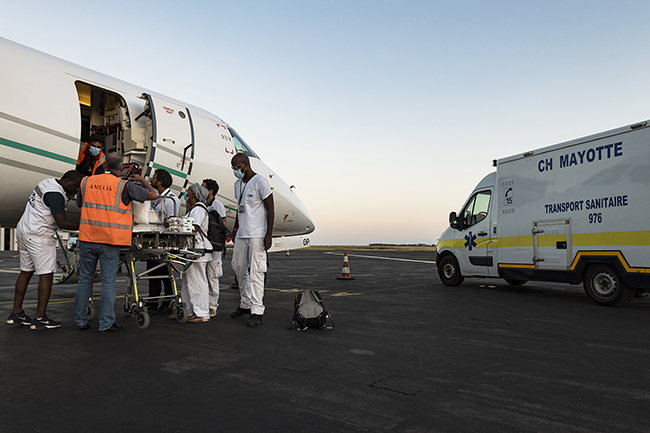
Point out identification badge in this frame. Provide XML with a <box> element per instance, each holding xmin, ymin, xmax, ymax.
<box><xmin>238</xmin><ymin>204</ymin><xmax>245</xmax><ymax>213</ymax></box>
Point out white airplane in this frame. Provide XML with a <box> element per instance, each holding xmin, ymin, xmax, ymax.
<box><xmin>0</xmin><ymin>36</ymin><xmax>314</xmax><ymax>252</ymax></box>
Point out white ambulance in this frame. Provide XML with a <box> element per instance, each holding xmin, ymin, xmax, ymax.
<box><xmin>436</xmin><ymin>119</ymin><xmax>650</xmax><ymax>306</ymax></box>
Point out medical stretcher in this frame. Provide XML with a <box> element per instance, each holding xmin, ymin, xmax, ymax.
<box><xmin>55</xmin><ymin>202</ymin><xmax>206</xmax><ymax>330</ymax></box>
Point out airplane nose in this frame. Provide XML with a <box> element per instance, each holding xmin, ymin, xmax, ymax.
<box><xmin>290</xmin><ymin>193</ymin><xmax>315</xmax><ymax>235</ymax></box>
<box><xmin>273</xmin><ymin>183</ymin><xmax>315</xmax><ymax>236</ymax></box>
<box><xmin>250</xmin><ymin>159</ymin><xmax>315</xmax><ymax>236</ymax></box>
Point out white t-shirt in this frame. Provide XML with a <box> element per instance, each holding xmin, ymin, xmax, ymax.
<box><xmin>186</xmin><ymin>202</ymin><xmax>212</xmax><ymax>251</ymax></box>
<box><xmin>17</xmin><ymin>178</ymin><xmax>67</xmax><ymax>237</ymax></box>
<box><xmin>207</xmin><ymin>198</ymin><xmax>226</xmax><ymax>219</ymax></box>
<box><xmin>151</xmin><ymin>188</ymin><xmax>181</xmax><ymax>222</ymax></box>
<box><xmin>234</xmin><ymin>174</ymin><xmax>272</xmax><ymax>238</ymax></box>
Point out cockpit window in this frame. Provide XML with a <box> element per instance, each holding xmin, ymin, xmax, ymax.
<box><xmin>228</xmin><ymin>127</ymin><xmax>259</xmax><ymax>159</ymax></box>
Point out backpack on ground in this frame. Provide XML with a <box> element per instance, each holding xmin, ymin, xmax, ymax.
<box><xmin>292</xmin><ymin>290</ymin><xmax>334</xmax><ymax>331</ymax></box>
<box><xmin>198</xmin><ymin>205</ymin><xmax>230</xmax><ymax>252</ymax></box>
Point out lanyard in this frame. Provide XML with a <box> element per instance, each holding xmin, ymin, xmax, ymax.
<box><xmin>238</xmin><ymin>177</ymin><xmax>252</xmax><ymax>206</ymax></box>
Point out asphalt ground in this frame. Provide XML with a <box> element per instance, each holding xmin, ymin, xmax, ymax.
<box><xmin>2</xmin><ymin>249</ymin><xmax>650</xmax><ymax>432</ymax></box>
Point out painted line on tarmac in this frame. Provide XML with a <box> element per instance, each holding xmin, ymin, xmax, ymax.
<box><xmin>324</xmin><ymin>252</ymin><xmax>436</xmax><ymax>264</ymax></box>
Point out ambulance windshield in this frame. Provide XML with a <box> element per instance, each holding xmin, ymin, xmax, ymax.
<box><xmin>229</xmin><ymin>128</ymin><xmax>259</xmax><ymax>159</ymax></box>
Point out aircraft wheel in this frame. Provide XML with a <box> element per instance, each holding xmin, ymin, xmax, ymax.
<box><xmin>583</xmin><ymin>265</ymin><xmax>634</xmax><ymax>307</ymax></box>
<box><xmin>438</xmin><ymin>255</ymin><xmax>464</xmax><ymax>286</ymax></box>
<box><xmin>136</xmin><ymin>310</ymin><xmax>150</xmax><ymax>330</ymax></box>
<box><xmin>504</xmin><ymin>279</ymin><xmax>527</xmax><ymax>286</ymax></box>
<box><xmin>176</xmin><ymin>306</ymin><xmax>189</xmax><ymax>324</ymax></box>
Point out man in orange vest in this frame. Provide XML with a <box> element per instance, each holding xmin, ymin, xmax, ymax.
<box><xmin>76</xmin><ymin>134</ymin><xmax>106</xmax><ymax>177</ymax></box>
<box><xmin>74</xmin><ymin>152</ymin><xmax>157</xmax><ymax>333</ymax></box>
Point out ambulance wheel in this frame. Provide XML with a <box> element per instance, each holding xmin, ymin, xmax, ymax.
<box><xmin>438</xmin><ymin>255</ymin><xmax>464</xmax><ymax>286</ymax></box>
<box><xmin>176</xmin><ymin>306</ymin><xmax>189</xmax><ymax>324</ymax></box>
<box><xmin>136</xmin><ymin>310</ymin><xmax>150</xmax><ymax>330</ymax></box>
<box><xmin>583</xmin><ymin>265</ymin><xmax>634</xmax><ymax>307</ymax></box>
<box><xmin>504</xmin><ymin>279</ymin><xmax>527</xmax><ymax>286</ymax></box>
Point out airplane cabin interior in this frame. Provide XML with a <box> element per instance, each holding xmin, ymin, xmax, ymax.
<box><xmin>74</xmin><ymin>81</ymin><xmax>148</xmax><ymax>170</ymax></box>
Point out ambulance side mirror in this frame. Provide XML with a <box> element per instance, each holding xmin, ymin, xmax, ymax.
<box><xmin>449</xmin><ymin>211</ymin><xmax>462</xmax><ymax>230</ymax></box>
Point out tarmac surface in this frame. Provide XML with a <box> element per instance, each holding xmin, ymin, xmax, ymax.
<box><xmin>2</xmin><ymin>248</ymin><xmax>650</xmax><ymax>432</ymax></box>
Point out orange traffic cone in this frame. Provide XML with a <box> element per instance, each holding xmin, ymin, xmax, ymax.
<box><xmin>286</xmin><ymin>250</ymin><xmax>290</xmax><ymax>257</ymax></box>
<box><xmin>337</xmin><ymin>251</ymin><xmax>355</xmax><ymax>280</ymax></box>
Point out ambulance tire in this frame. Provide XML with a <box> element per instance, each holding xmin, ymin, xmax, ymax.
<box><xmin>438</xmin><ymin>255</ymin><xmax>464</xmax><ymax>286</ymax></box>
<box><xmin>504</xmin><ymin>279</ymin><xmax>527</xmax><ymax>286</ymax></box>
<box><xmin>583</xmin><ymin>265</ymin><xmax>635</xmax><ymax>307</ymax></box>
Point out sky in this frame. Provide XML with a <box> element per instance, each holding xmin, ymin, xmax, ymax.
<box><xmin>3</xmin><ymin>0</ymin><xmax>650</xmax><ymax>245</ymax></box>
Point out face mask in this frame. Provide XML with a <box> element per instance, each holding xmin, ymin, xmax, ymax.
<box><xmin>181</xmin><ymin>192</ymin><xmax>187</xmax><ymax>201</ymax></box>
<box><xmin>89</xmin><ymin>147</ymin><xmax>101</xmax><ymax>157</ymax></box>
<box><xmin>233</xmin><ymin>168</ymin><xmax>245</xmax><ymax>179</ymax></box>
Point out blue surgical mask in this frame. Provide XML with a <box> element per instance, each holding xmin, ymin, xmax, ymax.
<box><xmin>89</xmin><ymin>147</ymin><xmax>101</xmax><ymax>157</ymax></box>
<box><xmin>233</xmin><ymin>168</ymin><xmax>245</xmax><ymax>179</ymax></box>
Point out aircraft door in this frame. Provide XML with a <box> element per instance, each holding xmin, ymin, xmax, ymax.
<box><xmin>455</xmin><ymin>190</ymin><xmax>493</xmax><ymax>276</ymax></box>
<box><xmin>140</xmin><ymin>93</ymin><xmax>194</xmax><ymax>188</ymax></box>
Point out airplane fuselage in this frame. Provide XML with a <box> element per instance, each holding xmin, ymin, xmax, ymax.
<box><xmin>0</xmin><ymin>37</ymin><xmax>314</xmax><ymax>246</ymax></box>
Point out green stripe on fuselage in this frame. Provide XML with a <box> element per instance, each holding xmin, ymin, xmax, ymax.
<box><xmin>152</xmin><ymin>162</ymin><xmax>187</xmax><ymax>179</ymax></box>
<box><xmin>0</xmin><ymin>135</ymin><xmax>188</xmax><ymax>179</ymax></box>
<box><xmin>0</xmin><ymin>136</ymin><xmax>76</xmax><ymax>165</ymax></box>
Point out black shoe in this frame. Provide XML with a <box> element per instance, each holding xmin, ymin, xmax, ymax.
<box><xmin>99</xmin><ymin>322</ymin><xmax>125</xmax><ymax>333</ymax></box>
<box><xmin>77</xmin><ymin>323</ymin><xmax>91</xmax><ymax>330</ymax></box>
<box><xmin>231</xmin><ymin>307</ymin><xmax>251</xmax><ymax>318</ymax></box>
<box><xmin>247</xmin><ymin>314</ymin><xmax>263</xmax><ymax>327</ymax></box>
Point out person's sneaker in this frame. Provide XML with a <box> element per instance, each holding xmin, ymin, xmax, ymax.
<box><xmin>209</xmin><ymin>308</ymin><xmax>217</xmax><ymax>317</ymax></box>
<box><xmin>99</xmin><ymin>322</ymin><xmax>124</xmax><ymax>333</ymax></box>
<box><xmin>230</xmin><ymin>307</ymin><xmax>251</xmax><ymax>318</ymax></box>
<box><xmin>6</xmin><ymin>310</ymin><xmax>32</xmax><ymax>326</ymax></box>
<box><xmin>187</xmin><ymin>316</ymin><xmax>210</xmax><ymax>323</ymax></box>
<box><xmin>247</xmin><ymin>314</ymin><xmax>263</xmax><ymax>327</ymax></box>
<box><xmin>30</xmin><ymin>315</ymin><xmax>62</xmax><ymax>330</ymax></box>
<box><xmin>77</xmin><ymin>323</ymin><xmax>91</xmax><ymax>330</ymax></box>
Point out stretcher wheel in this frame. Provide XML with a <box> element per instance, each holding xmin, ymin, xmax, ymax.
<box><xmin>136</xmin><ymin>310</ymin><xmax>150</xmax><ymax>330</ymax></box>
<box><xmin>176</xmin><ymin>306</ymin><xmax>188</xmax><ymax>324</ymax></box>
<box><xmin>87</xmin><ymin>304</ymin><xmax>96</xmax><ymax>321</ymax></box>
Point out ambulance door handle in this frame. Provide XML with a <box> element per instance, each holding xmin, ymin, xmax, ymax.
<box><xmin>477</xmin><ymin>231</ymin><xmax>488</xmax><ymax>237</ymax></box>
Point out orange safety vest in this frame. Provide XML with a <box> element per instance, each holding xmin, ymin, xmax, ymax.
<box><xmin>77</xmin><ymin>142</ymin><xmax>106</xmax><ymax>176</ymax></box>
<box><xmin>79</xmin><ymin>173</ymin><xmax>133</xmax><ymax>246</ymax></box>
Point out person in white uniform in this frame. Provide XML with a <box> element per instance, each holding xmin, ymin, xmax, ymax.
<box><xmin>147</xmin><ymin>169</ymin><xmax>181</xmax><ymax>313</ymax></box>
<box><xmin>176</xmin><ymin>182</ymin><xmax>212</xmax><ymax>323</ymax></box>
<box><xmin>6</xmin><ymin>170</ymin><xmax>83</xmax><ymax>330</ymax></box>
<box><xmin>202</xmin><ymin>178</ymin><xmax>227</xmax><ymax>317</ymax></box>
<box><xmin>230</xmin><ymin>153</ymin><xmax>274</xmax><ymax>327</ymax></box>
